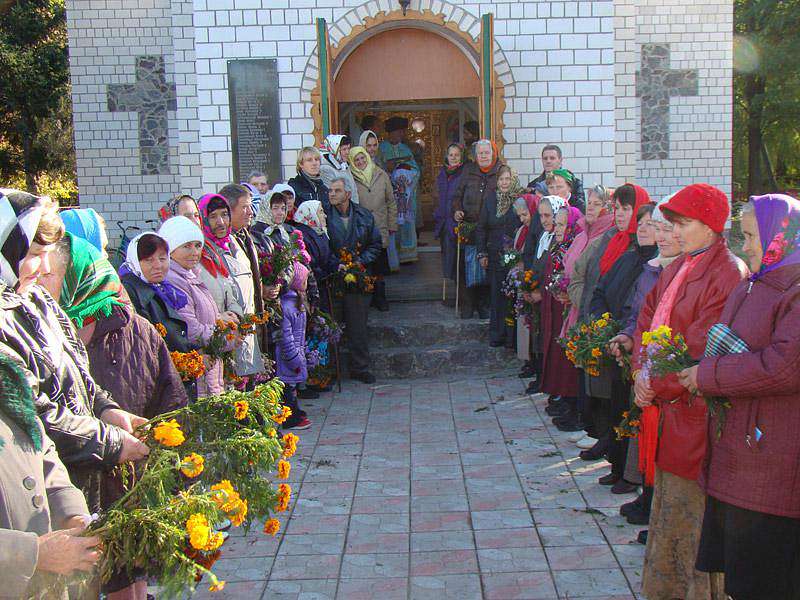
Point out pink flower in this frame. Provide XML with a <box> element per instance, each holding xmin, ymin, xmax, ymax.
<box><xmin>762</xmin><ymin>232</ymin><xmax>787</xmax><ymax>266</ymax></box>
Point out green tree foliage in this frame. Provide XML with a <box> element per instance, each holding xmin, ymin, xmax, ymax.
<box><xmin>0</xmin><ymin>0</ymin><xmax>75</xmax><ymax>200</ymax></box>
<box><xmin>734</xmin><ymin>0</ymin><xmax>800</xmax><ymax>198</ymax></box>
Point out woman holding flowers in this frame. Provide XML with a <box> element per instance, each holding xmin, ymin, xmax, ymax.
<box><xmin>631</xmin><ymin>183</ymin><xmax>748</xmax><ymax>600</ymax></box>
<box><xmin>160</xmin><ymin>216</ymin><xmax>240</xmax><ymax>397</ymax></box>
<box><xmin>476</xmin><ymin>165</ymin><xmax>525</xmax><ymax>347</ymax></box>
<box><xmin>676</xmin><ymin>194</ymin><xmax>800</xmax><ymax>600</ymax></box>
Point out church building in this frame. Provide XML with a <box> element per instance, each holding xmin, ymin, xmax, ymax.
<box><xmin>65</xmin><ymin>0</ymin><xmax>733</xmax><ymax>231</ymax></box>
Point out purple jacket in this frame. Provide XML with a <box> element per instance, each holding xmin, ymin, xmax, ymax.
<box><xmin>276</xmin><ymin>290</ymin><xmax>308</xmax><ymax>384</ymax></box>
<box><xmin>165</xmin><ymin>262</ymin><xmax>224</xmax><ymax>396</ymax></box>
<box><xmin>697</xmin><ymin>263</ymin><xmax>800</xmax><ymax>518</ymax></box>
<box><xmin>621</xmin><ymin>260</ymin><xmax>661</xmax><ymax>339</ymax></box>
<box><xmin>434</xmin><ymin>166</ymin><xmax>463</xmax><ymax>240</ymax></box>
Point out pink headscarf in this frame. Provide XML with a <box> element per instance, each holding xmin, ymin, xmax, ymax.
<box><xmin>197</xmin><ymin>193</ymin><xmax>232</xmax><ymax>252</ymax></box>
<box><xmin>290</xmin><ymin>261</ymin><xmax>310</xmax><ymax>292</ymax></box>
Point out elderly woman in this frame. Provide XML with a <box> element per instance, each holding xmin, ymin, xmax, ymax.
<box><xmin>0</xmin><ymin>349</ymin><xmax>100</xmax><ymax>599</ymax></box>
<box><xmin>253</xmin><ymin>191</ymin><xmax>295</xmax><ymax>248</ymax></box>
<box><xmin>349</xmin><ymin>145</ymin><xmax>396</xmax><ymax>311</ymax></box>
<box><xmin>42</xmin><ymin>232</ymin><xmax>187</xmax><ymax>600</ymax></box>
<box><xmin>630</xmin><ymin>184</ymin><xmax>747</xmax><ymax>600</ymax></box>
<box><xmin>673</xmin><ymin>194</ymin><xmax>800</xmax><ymax>600</ymax></box>
<box><xmin>60</xmin><ymin>207</ymin><xmax>109</xmax><ymax>255</ymax></box>
<box><xmin>510</xmin><ymin>194</ymin><xmax>538</xmax><ymax>366</ymax></box>
<box><xmin>565</xmin><ymin>184</ymin><xmax>651</xmax><ymax>458</ymax></box>
<box><xmin>320</xmin><ymin>134</ymin><xmax>360</xmax><ymax>205</ymax></box>
<box><xmin>475</xmin><ymin>165</ymin><xmax>524</xmax><ymax>347</ymax></box>
<box><xmin>289</xmin><ymin>146</ymin><xmax>330</xmax><ymax>208</ymax></box>
<box><xmin>453</xmin><ymin>139</ymin><xmax>502</xmax><ymax>319</ymax></box>
<box><xmin>434</xmin><ymin>143</ymin><xmax>466</xmax><ymax>304</ymax></box>
<box><xmin>158</xmin><ymin>193</ymin><xmax>201</xmax><ymax>226</ymax></box>
<box><xmin>0</xmin><ymin>190</ymin><xmax>148</xmax><ymax>514</ymax></box>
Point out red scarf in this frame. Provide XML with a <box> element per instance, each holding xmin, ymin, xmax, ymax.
<box><xmin>599</xmin><ymin>184</ymin><xmax>651</xmax><ymax>275</ymax></box>
<box><xmin>478</xmin><ymin>140</ymin><xmax>500</xmax><ymax>174</ymax></box>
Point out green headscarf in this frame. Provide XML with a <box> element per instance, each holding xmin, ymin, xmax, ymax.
<box><xmin>551</xmin><ymin>168</ymin><xmax>575</xmax><ymax>185</ymax></box>
<box><xmin>60</xmin><ymin>232</ymin><xmax>126</xmax><ymax>328</ymax></box>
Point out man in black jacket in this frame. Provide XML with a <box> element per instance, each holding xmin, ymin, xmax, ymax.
<box><xmin>326</xmin><ymin>176</ymin><xmax>382</xmax><ymax>384</ymax></box>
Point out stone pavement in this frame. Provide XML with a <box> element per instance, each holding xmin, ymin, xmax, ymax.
<box><xmin>193</xmin><ymin>374</ymin><xmax>646</xmax><ymax>599</ymax></box>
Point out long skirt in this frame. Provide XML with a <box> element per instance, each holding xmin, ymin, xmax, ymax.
<box><xmin>540</xmin><ymin>289</ymin><xmax>578</xmax><ymax>398</ymax></box>
<box><xmin>642</xmin><ymin>468</ymin><xmax>726</xmax><ymax>600</ymax></box>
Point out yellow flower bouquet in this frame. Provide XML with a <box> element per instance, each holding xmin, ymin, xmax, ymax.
<box><xmin>559</xmin><ymin>312</ymin><xmax>622</xmax><ymax>376</ymax></box>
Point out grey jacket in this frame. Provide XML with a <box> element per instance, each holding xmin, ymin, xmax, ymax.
<box><xmin>0</xmin><ymin>283</ymin><xmax>123</xmax><ymax>510</ymax></box>
<box><xmin>0</xmin><ymin>414</ymin><xmax>88</xmax><ymax>598</ymax></box>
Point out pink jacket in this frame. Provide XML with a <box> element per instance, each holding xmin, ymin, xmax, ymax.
<box><xmin>165</xmin><ymin>262</ymin><xmax>224</xmax><ymax>396</ymax></box>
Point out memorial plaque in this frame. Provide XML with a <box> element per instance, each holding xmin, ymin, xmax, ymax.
<box><xmin>228</xmin><ymin>59</ymin><xmax>282</xmax><ymax>183</ymax></box>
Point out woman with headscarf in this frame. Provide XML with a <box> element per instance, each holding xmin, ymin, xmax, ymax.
<box><xmin>349</xmin><ymin>145</ymin><xmax>396</xmax><ymax>311</ymax></box>
<box><xmin>359</xmin><ymin>129</ymin><xmax>384</xmax><ymax>169</ymax></box>
<box><xmin>434</xmin><ymin>143</ymin><xmax>466</xmax><ymax>303</ymax></box>
<box><xmin>511</xmin><ymin>193</ymin><xmax>539</xmax><ymax>366</ymax></box>
<box><xmin>453</xmin><ymin>139</ymin><xmax>502</xmax><ymax>319</ymax></box>
<box><xmin>475</xmin><ymin>165</ymin><xmax>524</xmax><ymax>347</ymax></box>
<box><xmin>565</xmin><ymin>184</ymin><xmax>651</xmax><ymax>460</ymax></box>
<box><xmin>319</xmin><ymin>134</ymin><xmax>360</xmax><ymax>206</ymax></box>
<box><xmin>674</xmin><ymin>194</ymin><xmax>800</xmax><ymax>600</ymax></box>
<box><xmin>60</xmin><ymin>207</ymin><xmax>109</xmax><ymax>256</ymax></box>
<box><xmin>629</xmin><ymin>184</ymin><xmax>747</xmax><ymax>600</ymax></box>
<box><xmin>253</xmin><ymin>190</ymin><xmax>296</xmax><ymax>247</ymax></box>
<box><xmin>158</xmin><ymin>193</ymin><xmax>201</xmax><ymax>227</ymax></box>
<box><xmin>42</xmin><ymin>232</ymin><xmax>187</xmax><ymax>600</ymax></box>
<box><xmin>546</xmin><ymin>168</ymin><xmax>585</xmax><ymax>213</ymax></box>
<box><xmin>539</xmin><ymin>204</ymin><xmax>582</xmax><ymax>408</ymax></box>
<box><xmin>289</xmin><ymin>146</ymin><xmax>329</xmax><ymax>209</ymax></box>
<box><xmin>0</xmin><ymin>189</ymin><xmax>148</xmax><ymax>514</ymax></box>
<box><xmin>293</xmin><ymin>200</ymin><xmax>339</xmax><ymax>312</ymax></box>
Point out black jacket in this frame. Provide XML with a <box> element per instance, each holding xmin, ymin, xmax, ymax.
<box><xmin>590</xmin><ymin>244</ymin><xmax>658</xmax><ymax>319</ymax></box>
<box><xmin>291</xmin><ymin>221</ymin><xmax>339</xmax><ymax>283</ymax></box>
<box><xmin>289</xmin><ymin>173</ymin><xmax>330</xmax><ymax>209</ymax></box>
<box><xmin>0</xmin><ymin>283</ymin><xmax>122</xmax><ymax>511</ymax></box>
<box><xmin>452</xmin><ymin>161</ymin><xmax>502</xmax><ymax>238</ymax></box>
<box><xmin>475</xmin><ymin>191</ymin><xmax>522</xmax><ymax>272</ymax></box>
<box><xmin>528</xmin><ymin>170</ymin><xmax>586</xmax><ymax>212</ymax></box>
<box><xmin>120</xmin><ymin>273</ymin><xmax>196</xmax><ymax>353</ymax></box>
<box><xmin>326</xmin><ymin>201</ymin><xmax>382</xmax><ymax>267</ymax></box>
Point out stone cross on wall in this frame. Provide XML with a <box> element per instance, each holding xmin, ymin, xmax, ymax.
<box><xmin>635</xmin><ymin>44</ymin><xmax>699</xmax><ymax>160</ymax></box>
<box><xmin>107</xmin><ymin>56</ymin><xmax>177</xmax><ymax>175</ymax></box>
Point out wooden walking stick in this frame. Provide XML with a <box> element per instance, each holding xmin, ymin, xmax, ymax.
<box><xmin>326</xmin><ymin>281</ymin><xmax>343</xmax><ymax>393</ymax></box>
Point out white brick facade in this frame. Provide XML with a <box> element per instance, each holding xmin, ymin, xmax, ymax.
<box><xmin>66</xmin><ymin>0</ymin><xmax>732</xmax><ymax>230</ymax></box>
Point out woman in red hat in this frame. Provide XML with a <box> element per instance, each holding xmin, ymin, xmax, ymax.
<box><xmin>631</xmin><ymin>183</ymin><xmax>748</xmax><ymax>599</ymax></box>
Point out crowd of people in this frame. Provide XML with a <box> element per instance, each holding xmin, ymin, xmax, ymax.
<box><xmin>1</xmin><ymin>122</ymin><xmax>799</xmax><ymax>599</ymax></box>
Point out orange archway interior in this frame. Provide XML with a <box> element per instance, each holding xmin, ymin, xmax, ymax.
<box><xmin>333</xmin><ymin>28</ymin><xmax>480</xmax><ymax>102</ymax></box>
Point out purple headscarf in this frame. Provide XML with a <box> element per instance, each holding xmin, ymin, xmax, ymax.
<box><xmin>749</xmin><ymin>193</ymin><xmax>800</xmax><ymax>281</ymax></box>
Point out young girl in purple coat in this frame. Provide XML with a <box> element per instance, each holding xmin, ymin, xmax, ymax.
<box><xmin>277</xmin><ymin>261</ymin><xmax>311</xmax><ymax>430</ymax></box>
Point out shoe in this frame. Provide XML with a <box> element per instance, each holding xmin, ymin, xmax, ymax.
<box><xmin>637</xmin><ymin>529</ymin><xmax>648</xmax><ymax>545</ymax></box>
<box><xmin>284</xmin><ymin>416</ymin><xmax>312</xmax><ymax>431</ymax></box>
<box><xmin>598</xmin><ymin>472</ymin><xmax>620</xmax><ymax>486</ymax></box>
<box><xmin>525</xmin><ymin>380</ymin><xmax>541</xmax><ymax>395</ymax></box>
<box><xmin>351</xmin><ymin>371</ymin><xmax>376</xmax><ymax>384</ymax></box>
<box><xmin>567</xmin><ymin>432</ymin><xmax>585</xmax><ymax>443</ymax></box>
<box><xmin>546</xmin><ymin>395</ymin><xmax>561</xmax><ymax>406</ymax></box>
<box><xmin>489</xmin><ymin>340</ymin><xmax>504</xmax><ymax>348</ymax></box>
<box><xmin>625</xmin><ymin>504</ymin><xmax>650</xmax><ymax>525</ymax></box>
<box><xmin>546</xmin><ymin>403</ymin><xmax>568</xmax><ymax>417</ymax></box>
<box><xmin>297</xmin><ymin>387</ymin><xmax>319</xmax><ymax>399</ymax></box>
<box><xmin>620</xmin><ymin>494</ymin><xmax>643</xmax><ymax>517</ymax></box>
<box><xmin>579</xmin><ymin>439</ymin><xmax>608</xmax><ymax>461</ymax></box>
<box><xmin>555</xmin><ymin>419</ymin><xmax>585</xmax><ymax>432</ymax></box>
<box><xmin>576</xmin><ymin>435</ymin><xmax>598</xmax><ymax>449</ymax></box>
<box><xmin>611</xmin><ymin>479</ymin><xmax>639</xmax><ymax>495</ymax></box>
<box><xmin>518</xmin><ymin>363</ymin><xmax>535</xmax><ymax>378</ymax></box>
<box><xmin>215</xmin><ymin>518</ymin><xmax>232</xmax><ymax>532</ymax></box>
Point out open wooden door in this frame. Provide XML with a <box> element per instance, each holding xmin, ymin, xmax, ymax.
<box><xmin>315</xmin><ymin>18</ymin><xmax>338</xmax><ymax>142</ymax></box>
<box><xmin>479</xmin><ymin>13</ymin><xmax>495</xmax><ymax>142</ymax></box>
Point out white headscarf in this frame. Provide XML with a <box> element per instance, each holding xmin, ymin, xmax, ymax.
<box><xmin>294</xmin><ymin>200</ymin><xmax>327</xmax><ymax>236</ymax></box>
<box><xmin>124</xmin><ymin>232</ymin><xmax>170</xmax><ymax>280</ymax></box>
<box><xmin>358</xmin><ymin>129</ymin><xmax>377</xmax><ymax>149</ymax></box>
<box><xmin>321</xmin><ymin>134</ymin><xmax>348</xmax><ymax>170</ymax></box>
<box><xmin>536</xmin><ymin>195</ymin><xmax>569</xmax><ymax>259</ymax></box>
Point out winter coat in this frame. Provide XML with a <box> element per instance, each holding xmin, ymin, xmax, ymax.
<box><xmin>289</xmin><ymin>173</ymin><xmax>329</xmax><ymax>209</ymax></box>
<box><xmin>353</xmin><ymin>168</ymin><xmax>397</xmax><ymax>248</ymax></box>
<box><xmin>0</xmin><ymin>415</ymin><xmax>88</xmax><ymax>599</ymax></box>
<box><xmin>434</xmin><ymin>166</ymin><xmax>464</xmax><ymax>240</ymax></box>
<box><xmin>0</xmin><ymin>284</ymin><xmax>122</xmax><ymax>511</ymax></box>
<box><xmin>234</xmin><ymin>227</ymin><xmax>267</xmax><ymax>348</ymax></box>
<box><xmin>632</xmin><ymin>239</ymin><xmax>748</xmax><ymax>481</ymax></box>
<box><xmin>120</xmin><ymin>272</ymin><xmax>195</xmax><ymax>353</ymax></box>
<box><xmin>590</xmin><ymin>244</ymin><xmax>657</xmax><ymax>320</ymax></box>
<box><xmin>225</xmin><ymin>237</ymin><xmax>264</xmax><ymax>377</ymax></box>
<box><xmin>197</xmin><ymin>261</ymin><xmax>242</xmax><ymax>318</ymax></box>
<box><xmin>290</xmin><ymin>222</ymin><xmax>339</xmax><ymax>284</ymax></box>
<box><xmin>165</xmin><ymin>262</ymin><xmax>226</xmax><ymax>396</ymax></box>
<box><xmin>697</xmin><ymin>263</ymin><xmax>800</xmax><ymax>518</ymax></box>
<box><xmin>475</xmin><ymin>191</ymin><xmax>522</xmax><ymax>272</ymax></box>
<box><xmin>452</xmin><ymin>161</ymin><xmax>502</xmax><ymax>241</ymax></box>
<box><xmin>620</xmin><ymin>261</ymin><xmax>661</xmax><ymax>339</ymax></box>
<box><xmin>528</xmin><ymin>170</ymin><xmax>586</xmax><ymax>212</ymax></box>
<box><xmin>326</xmin><ymin>201</ymin><xmax>383</xmax><ymax>268</ymax></box>
<box><xmin>275</xmin><ymin>290</ymin><xmax>307</xmax><ymax>385</ymax></box>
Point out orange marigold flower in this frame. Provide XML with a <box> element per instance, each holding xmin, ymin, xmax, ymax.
<box><xmin>180</xmin><ymin>453</ymin><xmax>205</xmax><ymax>478</ymax></box>
<box><xmin>591</xmin><ymin>347</ymin><xmax>602</xmax><ymax>358</ymax></box>
<box><xmin>277</xmin><ymin>460</ymin><xmax>291</xmax><ymax>479</ymax></box>
<box><xmin>153</xmin><ymin>419</ymin><xmax>185</xmax><ymax>447</ymax></box>
<box><xmin>273</xmin><ymin>405</ymin><xmax>292</xmax><ymax>425</ymax></box>
<box><xmin>209</xmin><ymin>580</ymin><xmax>226</xmax><ymax>592</ymax></box>
<box><xmin>229</xmin><ymin>498</ymin><xmax>248</xmax><ymax>527</ymax></box>
<box><xmin>154</xmin><ymin>323</ymin><xmax>167</xmax><ymax>337</ymax></box>
<box><xmin>234</xmin><ymin>400</ymin><xmax>249</xmax><ymax>420</ymax></box>
<box><xmin>263</xmin><ymin>518</ymin><xmax>281</xmax><ymax>536</ymax></box>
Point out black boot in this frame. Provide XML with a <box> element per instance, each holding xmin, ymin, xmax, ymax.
<box><xmin>579</xmin><ymin>435</ymin><xmax>609</xmax><ymax>461</ymax></box>
<box><xmin>625</xmin><ymin>485</ymin><xmax>653</xmax><ymax>525</ymax></box>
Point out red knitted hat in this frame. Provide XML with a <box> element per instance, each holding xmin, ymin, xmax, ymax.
<box><xmin>660</xmin><ymin>183</ymin><xmax>729</xmax><ymax>233</ymax></box>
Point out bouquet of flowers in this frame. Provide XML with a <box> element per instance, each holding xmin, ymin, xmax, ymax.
<box><xmin>454</xmin><ymin>222</ymin><xmax>476</xmax><ymax>245</ymax></box>
<box><xmin>499</xmin><ymin>236</ymin><xmax>521</xmax><ymax>269</ymax></box>
<box><xmin>560</xmin><ymin>312</ymin><xmax>622</xmax><ymax>376</ymax></box>
<box><xmin>545</xmin><ymin>272</ymin><xmax>570</xmax><ymax>296</ymax></box>
<box><xmin>640</xmin><ymin>324</ymin><xmax>697</xmax><ymax>379</ymax></box>
<box><xmin>170</xmin><ymin>350</ymin><xmax>206</xmax><ymax>382</ymax></box>
<box><xmin>614</xmin><ymin>403</ymin><xmax>642</xmax><ymax>440</ymax></box>
<box><xmin>258</xmin><ymin>243</ymin><xmax>296</xmax><ymax>288</ymax></box>
<box><xmin>309</xmin><ymin>310</ymin><xmax>344</xmax><ymax>344</ymax></box>
<box><xmin>337</xmin><ymin>247</ymin><xmax>376</xmax><ymax>294</ymax></box>
<box><xmin>86</xmin><ymin>380</ymin><xmax>296</xmax><ymax>597</ymax></box>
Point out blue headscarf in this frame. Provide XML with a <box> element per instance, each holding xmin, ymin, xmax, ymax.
<box><xmin>61</xmin><ymin>208</ymin><xmax>104</xmax><ymax>253</ymax></box>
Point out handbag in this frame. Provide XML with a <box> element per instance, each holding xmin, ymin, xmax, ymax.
<box><xmin>464</xmin><ymin>245</ymin><xmax>487</xmax><ymax>288</ymax></box>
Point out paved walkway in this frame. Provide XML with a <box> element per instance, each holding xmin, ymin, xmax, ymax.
<box><xmin>193</xmin><ymin>375</ymin><xmax>645</xmax><ymax>599</ymax></box>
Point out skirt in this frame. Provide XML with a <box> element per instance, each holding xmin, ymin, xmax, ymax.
<box><xmin>696</xmin><ymin>495</ymin><xmax>800</xmax><ymax>600</ymax></box>
<box><xmin>642</xmin><ymin>468</ymin><xmax>726</xmax><ymax>600</ymax></box>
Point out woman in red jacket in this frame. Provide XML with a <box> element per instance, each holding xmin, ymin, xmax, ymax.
<box><xmin>678</xmin><ymin>194</ymin><xmax>800</xmax><ymax>600</ymax></box>
<box><xmin>631</xmin><ymin>184</ymin><xmax>748</xmax><ymax>599</ymax></box>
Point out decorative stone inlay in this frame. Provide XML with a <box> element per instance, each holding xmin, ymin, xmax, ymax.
<box><xmin>635</xmin><ymin>44</ymin><xmax>698</xmax><ymax>161</ymax></box>
<box><xmin>107</xmin><ymin>56</ymin><xmax>177</xmax><ymax>175</ymax></box>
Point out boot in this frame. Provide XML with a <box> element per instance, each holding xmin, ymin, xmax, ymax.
<box><xmin>371</xmin><ymin>280</ymin><xmax>389</xmax><ymax>312</ymax></box>
<box><xmin>625</xmin><ymin>485</ymin><xmax>653</xmax><ymax>524</ymax></box>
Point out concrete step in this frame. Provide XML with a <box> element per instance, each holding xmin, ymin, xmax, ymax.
<box><xmin>367</xmin><ymin>306</ymin><xmax>489</xmax><ymax>349</ymax></box>
<box><xmin>370</xmin><ymin>341</ymin><xmax>517</xmax><ymax>379</ymax></box>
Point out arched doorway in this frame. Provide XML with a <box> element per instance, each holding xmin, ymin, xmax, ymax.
<box><xmin>334</xmin><ymin>27</ymin><xmax>481</xmax><ymax>229</ymax></box>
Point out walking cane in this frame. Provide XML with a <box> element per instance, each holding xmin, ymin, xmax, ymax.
<box><xmin>442</xmin><ymin>278</ymin><xmax>446</xmax><ymax>303</ymax></box>
<box><xmin>455</xmin><ymin>235</ymin><xmax>461</xmax><ymax>316</ymax></box>
<box><xmin>326</xmin><ymin>281</ymin><xmax>343</xmax><ymax>393</ymax></box>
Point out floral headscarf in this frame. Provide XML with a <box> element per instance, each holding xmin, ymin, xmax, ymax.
<box><xmin>749</xmin><ymin>193</ymin><xmax>800</xmax><ymax>281</ymax></box>
<box><xmin>551</xmin><ymin>206</ymin><xmax>584</xmax><ymax>274</ymax></box>
<box><xmin>294</xmin><ymin>200</ymin><xmax>327</xmax><ymax>237</ymax></box>
<box><xmin>496</xmin><ymin>169</ymin><xmax>525</xmax><ymax>218</ymax></box>
<box><xmin>158</xmin><ymin>194</ymin><xmax>196</xmax><ymax>223</ymax></box>
<box><xmin>196</xmin><ymin>193</ymin><xmax>231</xmax><ymax>278</ymax></box>
<box><xmin>536</xmin><ymin>196</ymin><xmax>569</xmax><ymax>259</ymax></box>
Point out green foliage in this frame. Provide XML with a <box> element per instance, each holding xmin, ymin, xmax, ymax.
<box><xmin>0</xmin><ymin>0</ymin><xmax>76</xmax><ymax>194</ymax></box>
